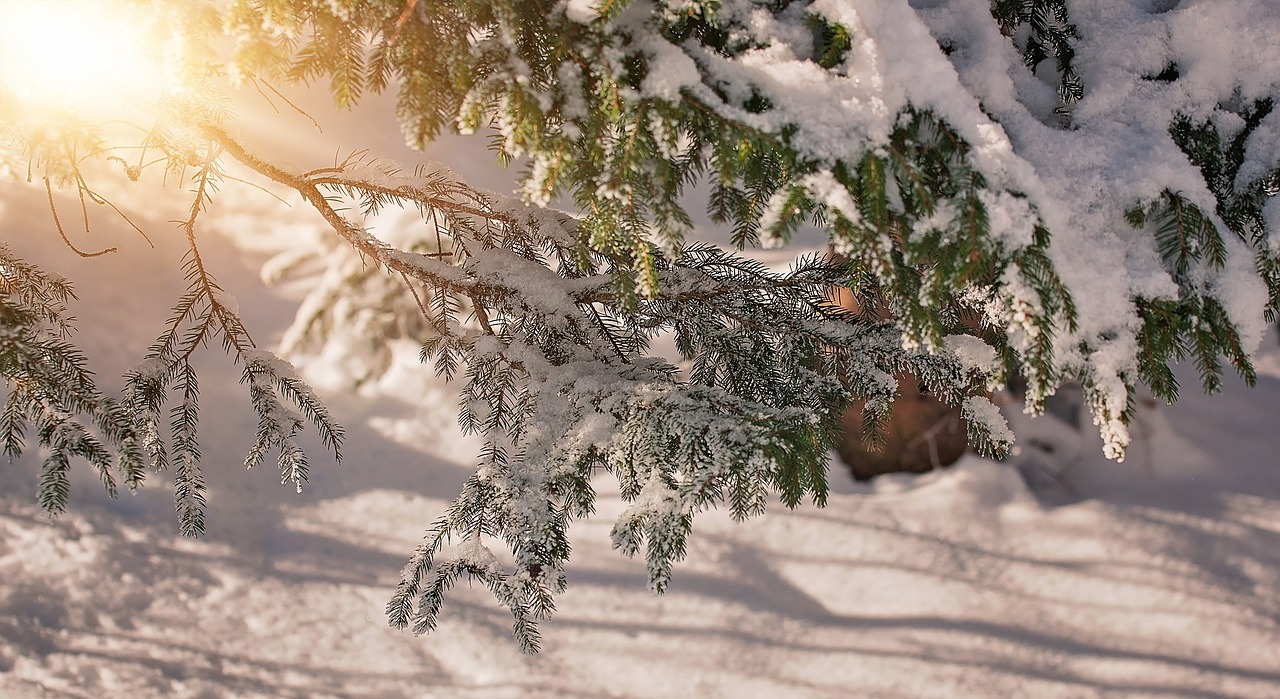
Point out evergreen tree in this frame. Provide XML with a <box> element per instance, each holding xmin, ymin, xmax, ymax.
<box><xmin>2</xmin><ymin>0</ymin><xmax>1279</xmax><ymax>651</ymax></box>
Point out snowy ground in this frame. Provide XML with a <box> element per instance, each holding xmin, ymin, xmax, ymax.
<box><xmin>3</xmin><ymin>124</ymin><xmax>1280</xmax><ymax>698</ymax></box>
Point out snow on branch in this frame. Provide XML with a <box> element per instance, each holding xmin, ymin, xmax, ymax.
<box><xmin>195</xmin><ymin>119</ymin><xmax>1009</xmax><ymax>649</ymax></box>
<box><xmin>5</xmin><ymin>0</ymin><xmax>1280</xmax><ymax>653</ymax></box>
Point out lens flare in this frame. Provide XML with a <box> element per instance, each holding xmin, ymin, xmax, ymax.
<box><xmin>0</xmin><ymin>0</ymin><xmax>164</xmax><ymax>114</ymax></box>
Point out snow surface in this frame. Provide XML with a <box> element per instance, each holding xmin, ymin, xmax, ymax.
<box><xmin>3</xmin><ymin>158</ymin><xmax>1280</xmax><ymax>697</ymax></box>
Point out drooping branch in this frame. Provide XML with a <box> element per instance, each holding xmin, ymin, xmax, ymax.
<box><xmin>196</xmin><ymin>115</ymin><xmax>1014</xmax><ymax>653</ymax></box>
<box><xmin>205</xmin><ymin>124</ymin><xmax>486</xmax><ymax>286</ymax></box>
<box><xmin>203</xmin><ymin>122</ymin><xmax>838</xmax><ymax>314</ymax></box>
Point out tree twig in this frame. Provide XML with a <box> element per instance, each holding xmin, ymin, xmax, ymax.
<box><xmin>43</xmin><ymin>178</ymin><xmax>116</xmax><ymax>258</ymax></box>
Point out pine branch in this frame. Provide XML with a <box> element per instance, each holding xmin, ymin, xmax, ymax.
<box><xmin>0</xmin><ymin>253</ymin><xmax>140</xmax><ymax>518</ymax></box>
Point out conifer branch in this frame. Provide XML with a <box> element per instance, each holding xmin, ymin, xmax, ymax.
<box><xmin>4</xmin><ymin>0</ymin><xmax>1279</xmax><ymax>654</ymax></box>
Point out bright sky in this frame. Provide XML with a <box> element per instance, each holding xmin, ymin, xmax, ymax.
<box><xmin>0</xmin><ymin>0</ymin><xmax>164</xmax><ymax>115</ymax></box>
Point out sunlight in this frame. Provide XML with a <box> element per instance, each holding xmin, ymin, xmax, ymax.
<box><xmin>0</xmin><ymin>0</ymin><xmax>164</xmax><ymax>114</ymax></box>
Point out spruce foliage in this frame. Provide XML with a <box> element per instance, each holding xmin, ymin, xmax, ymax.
<box><xmin>0</xmin><ymin>245</ymin><xmax>141</xmax><ymax>513</ymax></box>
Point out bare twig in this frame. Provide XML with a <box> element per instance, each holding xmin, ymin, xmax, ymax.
<box><xmin>250</xmin><ymin>77</ymin><xmax>323</xmax><ymax>133</ymax></box>
<box><xmin>43</xmin><ymin>178</ymin><xmax>116</xmax><ymax>258</ymax></box>
<box><xmin>400</xmin><ymin>271</ymin><xmax>433</xmax><ymax>323</ymax></box>
<box><xmin>73</xmin><ymin>172</ymin><xmax>155</xmax><ymax>247</ymax></box>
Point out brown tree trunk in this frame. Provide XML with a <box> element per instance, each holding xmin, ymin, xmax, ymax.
<box><xmin>826</xmin><ymin>285</ymin><xmax>970</xmax><ymax>480</ymax></box>
<box><xmin>836</xmin><ymin>376</ymin><xmax>968</xmax><ymax>480</ymax></box>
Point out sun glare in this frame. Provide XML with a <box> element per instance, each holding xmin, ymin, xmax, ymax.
<box><xmin>0</xmin><ymin>0</ymin><xmax>164</xmax><ymax>114</ymax></box>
